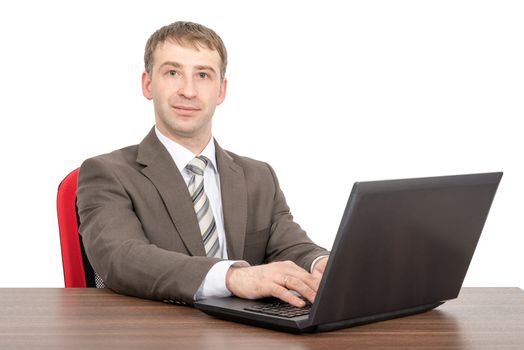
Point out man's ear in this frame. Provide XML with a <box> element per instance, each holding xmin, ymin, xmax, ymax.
<box><xmin>142</xmin><ymin>71</ymin><xmax>153</xmax><ymax>100</ymax></box>
<box><xmin>216</xmin><ymin>78</ymin><xmax>227</xmax><ymax>105</ymax></box>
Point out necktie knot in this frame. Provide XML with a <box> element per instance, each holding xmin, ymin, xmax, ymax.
<box><xmin>186</xmin><ymin>156</ymin><xmax>208</xmax><ymax>176</ymax></box>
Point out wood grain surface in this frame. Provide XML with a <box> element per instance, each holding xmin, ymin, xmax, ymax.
<box><xmin>0</xmin><ymin>288</ymin><xmax>523</xmax><ymax>349</ymax></box>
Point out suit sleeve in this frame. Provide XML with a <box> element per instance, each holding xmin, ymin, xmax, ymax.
<box><xmin>77</xmin><ymin>156</ymin><xmax>219</xmax><ymax>305</ymax></box>
<box><xmin>263</xmin><ymin>163</ymin><xmax>329</xmax><ymax>270</ymax></box>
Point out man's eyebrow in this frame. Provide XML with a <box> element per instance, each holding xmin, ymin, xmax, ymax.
<box><xmin>159</xmin><ymin>61</ymin><xmax>183</xmax><ymax>69</ymax></box>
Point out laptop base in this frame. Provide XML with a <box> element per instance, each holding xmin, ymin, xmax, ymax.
<box><xmin>315</xmin><ymin>301</ymin><xmax>444</xmax><ymax>333</ymax></box>
<box><xmin>196</xmin><ymin>297</ymin><xmax>444</xmax><ymax>333</ymax></box>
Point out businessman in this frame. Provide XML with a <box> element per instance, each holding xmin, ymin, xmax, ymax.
<box><xmin>77</xmin><ymin>21</ymin><xmax>329</xmax><ymax>308</ymax></box>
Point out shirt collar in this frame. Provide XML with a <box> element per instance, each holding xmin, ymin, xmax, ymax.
<box><xmin>154</xmin><ymin>126</ymin><xmax>218</xmax><ymax>174</ymax></box>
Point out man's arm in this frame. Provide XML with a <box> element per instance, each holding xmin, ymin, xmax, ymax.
<box><xmin>77</xmin><ymin>156</ymin><xmax>219</xmax><ymax>304</ymax></box>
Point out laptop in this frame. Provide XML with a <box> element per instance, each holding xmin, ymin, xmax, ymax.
<box><xmin>195</xmin><ymin>172</ymin><xmax>502</xmax><ymax>333</ymax></box>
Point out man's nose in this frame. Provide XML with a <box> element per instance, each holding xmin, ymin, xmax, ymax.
<box><xmin>177</xmin><ymin>77</ymin><xmax>197</xmax><ymax>99</ymax></box>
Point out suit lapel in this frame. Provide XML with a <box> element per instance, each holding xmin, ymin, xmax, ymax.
<box><xmin>136</xmin><ymin>128</ymin><xmax>206</xmax><ymax>256</ymax></box>
<box><xmin>215</xmin><ymin>141</ymin><xmax>247</xmax><ymax>260</ymax></box>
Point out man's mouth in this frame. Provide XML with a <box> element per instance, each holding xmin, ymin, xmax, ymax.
<box><xmin>173</xmin><ymin>104</ymin><xmax>200</xmax><ymax>111</ymax></box>
<box><xmin>172</xmin><ymin>105</ymin><xmax>201</xmax><ymax>116</ymax></box>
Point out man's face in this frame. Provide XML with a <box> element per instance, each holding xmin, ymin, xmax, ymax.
<box><xmin>142</xmin><ymin>40</ymin><xmax>227</xmax><ymax>144</ymax></box>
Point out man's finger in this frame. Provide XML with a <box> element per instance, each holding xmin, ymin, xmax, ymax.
<box><xmin>271</xmin><ymin>284</ymin><xmax>306</xmax><ymax>308</ymax></box>
<box><xmin>282</xmin><ymin>275</ymin><xmax>317</xmax><ymax>304</ymax></box>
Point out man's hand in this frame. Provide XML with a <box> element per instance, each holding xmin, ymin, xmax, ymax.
<box><xmin>311</xmin><ymin>256</ymin><xmax>328</xmax><ymax>279</ymax></box>
<box><xmin>225</xmin><ymin>261</ymin><xmax>321</xmax><ymax>307</ymax></box>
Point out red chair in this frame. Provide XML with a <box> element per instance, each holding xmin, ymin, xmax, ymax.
<box><xmin>57</xmin><ymin>168</ymin><xmax>96</xmax><ymax>287</ymax></box>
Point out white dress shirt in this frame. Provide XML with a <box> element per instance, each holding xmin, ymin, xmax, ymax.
<box><xmin>155</xmin><ymin>127</ymin><xmax>245</xmax><ymax>300</ymax></box>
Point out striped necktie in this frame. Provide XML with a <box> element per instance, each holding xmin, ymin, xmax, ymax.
<box><xmin>185</xmin><ymin>156</ymin><xmax>221</xmax><ymax>258</ymax></box>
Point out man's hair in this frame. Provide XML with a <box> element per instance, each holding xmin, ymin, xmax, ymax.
<box><xmin>144</xmin><ymin>21</ymin><xmax>228</xmax><ymax>80</ymax></box>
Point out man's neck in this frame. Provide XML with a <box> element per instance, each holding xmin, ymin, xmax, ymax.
<box><xmin>156</xmin><ymin>126</ymin><xmax>212</xmax><ymax>155</ymax></box>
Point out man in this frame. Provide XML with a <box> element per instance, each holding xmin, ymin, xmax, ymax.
<box><xmin>77</xmin><ymin>21</ymin><xmax>329</xmax><ymax>308</ymax></box>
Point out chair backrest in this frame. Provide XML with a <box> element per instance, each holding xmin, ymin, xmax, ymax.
<box><xmin>57</xmin><ymin>168</ymin><xmax>95</xmax><ymax>287</ymax></box>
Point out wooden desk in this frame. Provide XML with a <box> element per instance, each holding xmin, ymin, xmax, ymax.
<box><xmin>0</xmin><ymin>288</ymin><xmax>523</xmax><ymax>349</ymax></box>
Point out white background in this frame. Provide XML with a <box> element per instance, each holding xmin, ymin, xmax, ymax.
<box><xmin>0</xmin><ymin>0</ymin><xmax>522</xmax><ymax>288</ymax></box>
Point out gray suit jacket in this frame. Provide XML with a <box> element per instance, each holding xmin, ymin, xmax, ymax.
<box><xmin>77</xmin><ymin>128</ymin><xmax>327</xmax><ymax>304</ymax></box>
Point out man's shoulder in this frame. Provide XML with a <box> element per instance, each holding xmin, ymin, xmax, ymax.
<box><xmin>221</xmin><ymin>148</ymin><xmax>271</xmax><ymax>171</ymax></box>
<box><xmin>80</xmin><ymin>144</ymin><xmax>140</xmax><ymax>174</ymax></box>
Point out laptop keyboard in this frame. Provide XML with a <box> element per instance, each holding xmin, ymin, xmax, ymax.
<box><xmin>245</xmin><ymin>300</ymin><xmax>312</xmax><ymax>318</ymax></box>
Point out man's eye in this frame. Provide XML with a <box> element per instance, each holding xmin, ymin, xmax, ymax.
<box><xmin>198</xmin><ymin>72</ymin><xmax>208</xmax><ymax>79</ymax></box>
<box><xmin>168</xmin><ymin>70</ymin><xmax>178</xmax><ymax>76</ymax></box>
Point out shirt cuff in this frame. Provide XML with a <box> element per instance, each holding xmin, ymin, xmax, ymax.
<box><xmin>194</xmin><ymin>260</ymin><xmax>250</xmax><ymax>301</ymax></box>
<box><xmin>310</xmin><ymin>255</ymin><xmax>330</xmax><ymax>273</ymax></box>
